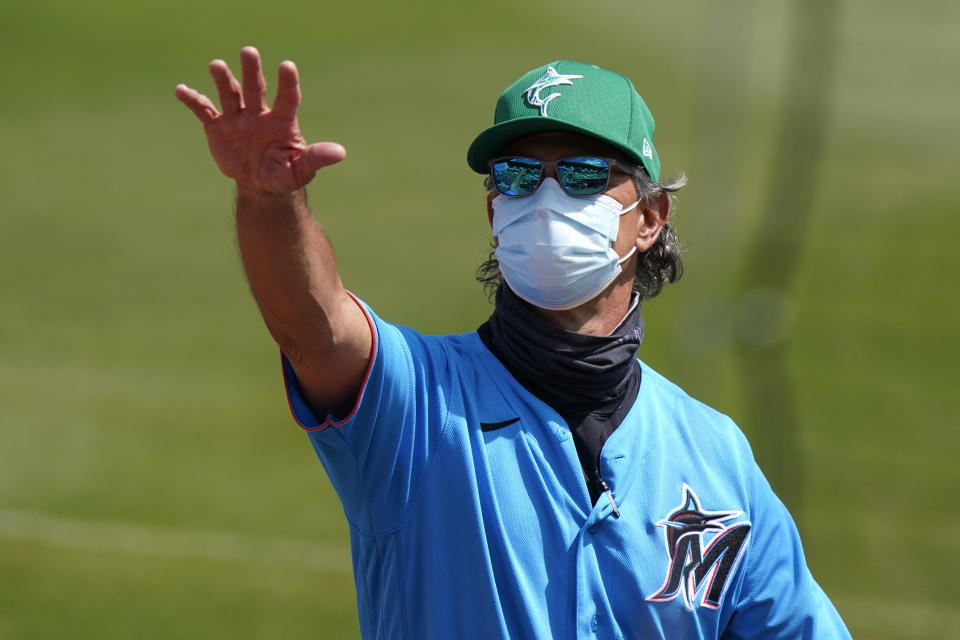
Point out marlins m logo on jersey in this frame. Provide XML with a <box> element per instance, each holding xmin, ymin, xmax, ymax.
<box><xmin>647</xmin><ymin>484</ymin><xmax>751</xmax><ymax>611</ymax></box>
<box><xmin>524</xmin><ymin>66</ymin><xmax>583</xmax><ymax>117</ymax></box>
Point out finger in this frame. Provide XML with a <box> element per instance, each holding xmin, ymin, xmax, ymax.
<box><xmin>208</xmin><ymin>59</ymin><xmax>243</xmax><ymax>114</ymax></box>
<box><xmin>175</xmin><ymin>84</ymin><xmax>220</xmax><ymax>125</ymax></box>
<box><xmin>240</xmin><ymin>46</ymin><xmax>268</xmax><ymax>113</ymax></box>
<box><xmin>294</xmin><ymin>142</ymin><xmax>347</xmax><ymax>185</ymax></box>
<box><xmin>272</xmin><ymin>60</ymin><xmax>301</xmax><ymax>120</ymax></box>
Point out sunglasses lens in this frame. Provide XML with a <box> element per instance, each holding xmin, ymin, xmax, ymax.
<box><xmin>557</xmin><ymin>157</ymin><xmax>611</xmax><ymax>196</ymax></box>
<box><xmin>492</xmin><ymin>158</ymin><xmax>542</xmax><ymax>196</ymax></box>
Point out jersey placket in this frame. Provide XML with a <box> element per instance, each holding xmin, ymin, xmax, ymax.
<box><xmin>505</xmin><ymin>377</ymin><xmax>640</xmax><ymax>639</ymax></box>
<box><xmin>570</xmin><ymin>441</ymin><xmax>631</xmax><ymax>639</ymax></box>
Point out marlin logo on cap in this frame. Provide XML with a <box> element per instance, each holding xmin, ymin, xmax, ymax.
<box><xmin>524</xmin><ymin>66</ymin><xmax>584</xmax><ymax>117</ymax></box>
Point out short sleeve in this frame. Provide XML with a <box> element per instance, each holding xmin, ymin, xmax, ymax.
<box><xmin>281</xmin><ymin>297</ymin><xmax>456</xmax><ymax>537</ymax></box>
<box><xmin>722</xmin><ymin>467</ymin><xmax>852</xmax><ymax>639</ymax></box>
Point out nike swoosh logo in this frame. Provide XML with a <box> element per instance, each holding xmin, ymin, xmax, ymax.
<box><xmin>479</xmin><ymin>417</ymin><xmax>520</xmax><ymax>432</ymax></box>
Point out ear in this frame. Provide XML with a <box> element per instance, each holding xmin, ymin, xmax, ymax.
<box><xmin>486</xmin><ymin>192</ymin><xmax>496</xmax><ymax>228</ymax></box>
<box><xmin>635</xmin><ymin>191</ymin><xmax>670</xmax><ymax>252</ymax></box>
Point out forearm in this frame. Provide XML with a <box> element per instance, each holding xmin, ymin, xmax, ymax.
<box><xmin>236</xmin><ymin>184</ymin><xmax>342</xmax><ymax>350</ymax></box>
<box><xmin>235</xmin><ymin>185</ymin><xmax>370</xmax><ymax>416</ymax></box>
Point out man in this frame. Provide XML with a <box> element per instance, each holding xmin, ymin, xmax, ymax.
<box><xmin>176</xmin><ymin>47</ymin><xmax>850</xmax><ymax>639</ymax></box>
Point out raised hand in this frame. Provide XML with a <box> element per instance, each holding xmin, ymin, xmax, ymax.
<box><xmin>175</xmin><ymin>46</ymin><xmax>346</xmax><ymax>195</ymax></box>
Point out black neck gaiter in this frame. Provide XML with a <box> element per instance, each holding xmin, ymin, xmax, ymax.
<box><xmin>478</xmin><ymin>284</ymin><xmax>644</xmax><ymax>503</ymax></box>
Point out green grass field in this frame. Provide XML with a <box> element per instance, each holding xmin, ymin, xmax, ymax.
<box><xmin>1</xmin><ymin>0</ymin><xmax>958</xmax><ymax>637</ymax></box>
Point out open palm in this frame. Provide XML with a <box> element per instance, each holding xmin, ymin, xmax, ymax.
<box><xmin>175</xmin><ymin>46</ymin><xmax>345</xmax><ymax>194</ymax></box>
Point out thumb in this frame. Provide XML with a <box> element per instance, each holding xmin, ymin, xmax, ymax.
<box><xmin>294</xmin><ymin>142</ymin><xmax>347</xmax><ymax>185</ymax></box>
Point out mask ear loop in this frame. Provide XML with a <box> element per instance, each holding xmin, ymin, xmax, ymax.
<box><xmin>619</xmin><ymin>198</ymin><xmax>641</xmax><ymax>216</ymax></box>
<box><xmin>615</xmin><ymin>187</ymin><xmax>642</xmax><ymax>262</ymax></box>
<box><xmin>616</xmin><ymin>193</ymin><xmax>642</xmax><ymax>265</ymax></box>
<box><xmin>619</xmin><ymin>167</ymin><xmax>650</xmax><ymax>215</ymax></box>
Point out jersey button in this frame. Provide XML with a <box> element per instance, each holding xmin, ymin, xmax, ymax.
<box><xmin>591</xmin><ymin>614</ymin><xmax>600</xmax><ymax>631</ymax></box>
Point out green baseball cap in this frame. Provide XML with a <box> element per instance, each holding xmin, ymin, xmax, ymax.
<box><xmin>467</xmin><ymin>60</ymin><xmax>660</xmax><ymax>181</ymax></box>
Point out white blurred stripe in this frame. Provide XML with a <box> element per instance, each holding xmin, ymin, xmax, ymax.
<box><xmin>7</xmin><ymin>509</ymin><xmax>956</xmax><ymax>636</ymax></box>
<box><xmin>0</xmin><ymin>508</ymin><xmax>351</xmax><ymax>573</ymax></box>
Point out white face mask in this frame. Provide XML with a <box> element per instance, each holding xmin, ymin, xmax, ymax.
<box><xmin>492</xmin><ymin>178</ymin><xmax>639</xmax><ymax>311</ymax></box>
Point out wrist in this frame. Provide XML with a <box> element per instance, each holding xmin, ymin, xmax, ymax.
<box><xmin>235</xmin><ymin>182</ymin><xmax>305</xmax><ymax>205</ymax></box>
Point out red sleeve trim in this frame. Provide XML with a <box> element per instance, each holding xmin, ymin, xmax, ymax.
<box><xmin>282</xmin><ymin>290</ymin><xmax>378</xmax><ymax>432</ymax></box>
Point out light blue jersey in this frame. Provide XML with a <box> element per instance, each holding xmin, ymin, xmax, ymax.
<box><xmin>283</xmin><ymin>300</ymin><xmax>850</xmax><ymax>639</ymax></box>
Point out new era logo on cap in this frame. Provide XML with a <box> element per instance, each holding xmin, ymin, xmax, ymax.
<box><xmin>524</xmin><ymin>66</ymin><xmax>583</xmax><ymax>117</ymax></box>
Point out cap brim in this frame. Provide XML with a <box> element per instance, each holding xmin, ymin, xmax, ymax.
<box><xmin>466</xmin><ymin>117</ymin><xmax>640</xmax><ymax>174</ymax></box>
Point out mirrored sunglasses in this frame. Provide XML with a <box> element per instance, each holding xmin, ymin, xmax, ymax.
<box><xmin>489</xmin><ymin>156</ymin><xmax>639</xmax><ymax>197</ymax></box>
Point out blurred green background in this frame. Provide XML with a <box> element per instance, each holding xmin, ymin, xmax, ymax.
<box><xmin>1</xmin><ymin>0</ymin><xmax>957</xmax><ymax>637</ymax></box>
